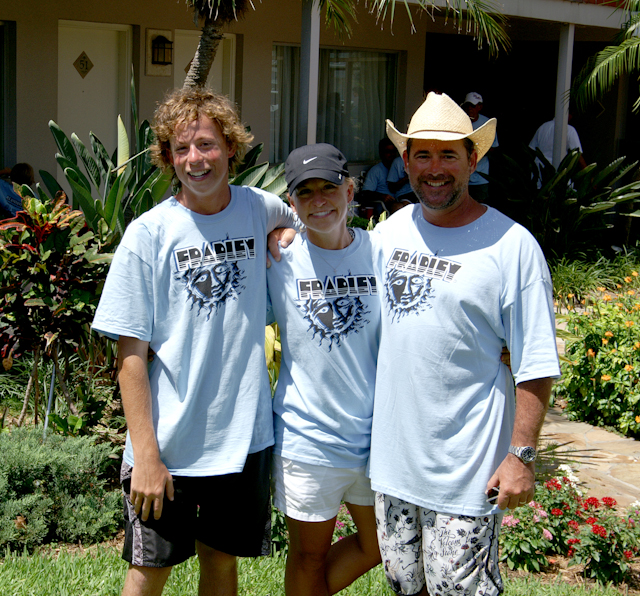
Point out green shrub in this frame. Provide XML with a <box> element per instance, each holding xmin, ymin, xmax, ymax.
<box><xmin>0</xmin><ymin>427</ymin><xmax>122</xmax><ymax>552</ymax></box>
<box><xmin>554</xmin><ymin>277</ymin><xmax>640</xmax><ymax>437</ymax></box>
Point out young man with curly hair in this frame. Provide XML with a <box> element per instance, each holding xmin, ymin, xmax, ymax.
<box><xmin>93</xmin><ymin>87</ymin><xmax>296</xmax><ymax>596</ymax></box>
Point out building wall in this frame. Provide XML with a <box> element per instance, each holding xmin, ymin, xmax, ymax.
<box><xmin>0</xmin><ymin>0</ymin><xmax>626</xmax><ymax>182</ymax></box>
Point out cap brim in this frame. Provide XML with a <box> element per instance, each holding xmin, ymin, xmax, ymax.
<box><xmin>386</xmin><ymin>118</ymin><xmax>497</xmax><ymax>162</ymax></box>
<box><xmin>288</xmin><ymin>169</ymin><xmax>345</xmax><ymax>194</ymax></box>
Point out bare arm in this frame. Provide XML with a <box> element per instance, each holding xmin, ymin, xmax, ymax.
<box><xmin>118</xmin><ymin>335</ymin><xmax>174</xmax><ymax>521</ymax></box>
<box><xmin>486</xmin><ymin>377</ymin><xmax>552</xmax><ymax>510</ymax></box>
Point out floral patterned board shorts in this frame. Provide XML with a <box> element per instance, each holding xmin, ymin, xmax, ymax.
<box><xmin>374</xmin><ymin>492</ymin><xmax>504</xmax><ymax>596</ymax></box>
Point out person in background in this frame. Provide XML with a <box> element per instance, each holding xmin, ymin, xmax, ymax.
<box><xmin>529</xmin><ymin>114</ymin><xmax>587</xmax><ymax>171</ymax></box>
<box><xmin>0</xmin><ymin>162</ymin><xmax>34</xmax><ymax>218</ymax></box>
<box><xmin>386</xmin><ymin>154</ymin><xmax>418</xmax><ymax>212</ymax></box>
<box><xmin>360</xmin><ymin>137</ymin><xmax>397</xmax><ymax>216</ymax></box>
<box><xmin>268</xmin><ymin>143</ymin><xmax>382</xmax><ymax>596</ymax></box>
<box><xmin>461</xmin><ymin>92</ymin><xmax>498</xmax><ymax>204</ymax></box>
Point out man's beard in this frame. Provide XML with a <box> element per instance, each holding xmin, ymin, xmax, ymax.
<box><xmin>411</xmin><ymin>176</ymin><xmax>467</xmax><ymax>212</ymax></box>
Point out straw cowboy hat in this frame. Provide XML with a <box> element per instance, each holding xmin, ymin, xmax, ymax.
<box><xmin>386</xmin><ymin>92</ymin><xmax>497</xmax><ymax>161</ymax></box>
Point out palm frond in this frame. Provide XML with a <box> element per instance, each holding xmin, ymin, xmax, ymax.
<box><xmin>573</xmin><ymin>37</ymin><xmax>640</xmax><ymax>111</ymax></box>
<box><xmin>364</xmin><ymin>0</ymin><xmax>509</xmax><ymax>55</ymax></box>
<box><xmin>318</xmin><ymin>0</ymin><xmax>358</xmax><ymax>38</ymax></box>
<box><xmin>185</xmin><ymin>0</ymin><xmax>251</xmax><ymax>24</ymax></box>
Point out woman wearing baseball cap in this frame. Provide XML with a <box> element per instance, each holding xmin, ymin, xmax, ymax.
<box><xmin>266</xmin><ymin>143</ymin><xmax>381</xmax><ymax>595</ymax></box>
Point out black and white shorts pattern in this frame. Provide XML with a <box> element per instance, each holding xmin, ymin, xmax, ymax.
<box><xmin>374</xmin><ymin>492</ymin><xmax>504</xmax><ymax>596</ymax></box>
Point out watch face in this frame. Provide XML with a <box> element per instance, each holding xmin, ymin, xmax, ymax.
<box><xmin>521</xmin><ymin>446</ymin><xmax>537</xmax><ymax>463</ymax></box>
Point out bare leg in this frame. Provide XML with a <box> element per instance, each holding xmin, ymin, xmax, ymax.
<box><xmin>325</xmin><ymin>503</ymin><xmax>382</xmax><ymax>594</ymax></box>
<box><xmin>196</xmin><ymin>541</ymin><xmax>238</xmax><ymax>596</ymax></box>
<box><xmin>122</xmin><ymin>564</ymin><xmax>172</xmax><ymax>596</ymax></box>
<box><xmin>284</xmin><ymin>515</ymin><xmax>336</xmax><ymax>596</ymax></box>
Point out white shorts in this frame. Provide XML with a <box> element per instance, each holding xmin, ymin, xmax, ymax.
<box><xmin>272</xmin><ymin>454</ymin><xmax>375</xmax><ymax>522</ymax></box>
<box><xmin>375</xmin><ymin>492</ymin><xmax>504</xmax><ymax>596</ymax></box>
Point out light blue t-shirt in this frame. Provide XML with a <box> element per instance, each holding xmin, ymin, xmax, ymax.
<box><xmin>369</xmin><ymin>205</ymin><xmax>560</xmax><ymax>515</ymax></box>
<box><xmin>267</xmin><ymin>230</ymin><xmax>381</xmax><ymax>468</ymax></box>
<box><xmin>470</xmin><ymin>113</ymin><xmax>499</xmax><ymax>186</ymax></box>
<box><xmin>92</xmin><ymin>187</ymin><xmax>296</xmax><ymax>476</ymax></box>
<box><xmin>362</xmin><ymin>162</ymin><xmax>391</xmax><ymax>196</ymax></box>
<box><xmin>387</xmin><ymin>156</ymin><xmax>413</xmax><ymax>198</ymax></box>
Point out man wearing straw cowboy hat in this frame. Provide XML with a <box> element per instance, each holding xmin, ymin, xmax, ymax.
<box><xmin>368</xmin><ymin>92</ymin><xmax>560</xmax><ymax>596</ymax></box>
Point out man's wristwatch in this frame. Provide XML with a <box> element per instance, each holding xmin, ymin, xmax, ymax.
<box><xmin>508</xmin><ymin>445</ymin><xmax>537</xmax><ymax>464</ymax></box>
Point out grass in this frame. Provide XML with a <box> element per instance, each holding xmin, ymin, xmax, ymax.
<box><xmin>0</xmin><ymin>547</ymin><xmax>632</xmax><ymax>596</ymax></box>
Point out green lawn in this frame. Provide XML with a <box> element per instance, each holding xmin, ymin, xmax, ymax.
<box><xmin>0</xmin><ymin>547</ymin><xmax>630</xmax><ymax>596</ymax></box>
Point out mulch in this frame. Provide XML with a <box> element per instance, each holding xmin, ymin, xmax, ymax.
<box><xmin>500</xmin><ymin>557</ymin><xmax>640</xmax><ymax>595</ymax></box>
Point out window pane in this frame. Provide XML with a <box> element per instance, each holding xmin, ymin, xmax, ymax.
<box><xmin>317</xmin><ymin>49</ymin><xmax>397</xmax><ymax>162</ymax></box>
<box><xmin>270</xmin><ymin>45</ymin><xmax>397</xmax><ymax>163</ymax></box>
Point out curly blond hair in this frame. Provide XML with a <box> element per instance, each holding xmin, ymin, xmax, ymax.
<box><xmin>150</xmin><ymin>87</ymin><xmax>253</xmax><ymax>188</ymax></box>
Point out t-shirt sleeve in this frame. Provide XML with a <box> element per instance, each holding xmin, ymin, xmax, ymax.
<box><xmin>261</xmin><ymin>190</ymin><xmax>298</xmax><ymax>233</ymax></box>
<box><xmin>92</xmin><ymin>229</ymin><xmax>155</xmax><ymax>342</ymax></box>
<box><xmin>501</xmin><ymin>236</ymin><xmax>561</xmax><ymax>384</ymax></box>
<box><xmin>362</xmin><ymin>166</ymin><xmax>376</xmax><ymax>192</ymax></box>
<box><xmin>567</xmin><ymin>127</ymin><xmax>583</xmax><ymax>152</ymax></box>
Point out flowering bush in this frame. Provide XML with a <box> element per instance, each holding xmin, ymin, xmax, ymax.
<box><xmin>499</xmin><ymin>467</ymin><xmax>638</xmax><ymax>584</ymax></box>
<box><xmin>499</xmin><ymin>504</ymin><xmax>553</xmax><ymax>571</ymax></box>
<box><xmin>555</xmin><ymin>275</ymin><xmax>640</xmax><ymax>437</ymax></box>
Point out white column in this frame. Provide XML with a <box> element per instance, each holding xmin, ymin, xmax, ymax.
<box><xmin>298</xmin><ymin>0</ymin><xmax>320</xmax><ymax>147</ymax></box>
<box><xmin>553</xmin><ymin>23</ymin><xmax>575</xmax><ymax>168</ymax></box>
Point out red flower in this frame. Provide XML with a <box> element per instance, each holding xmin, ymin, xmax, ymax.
<box><xmin>602</xmin><ymin>497</ymin><xmax>617</xmax><ymax>508</ymax></box>
<box><xmin>545</xmin><ymin>478</ymin><xmax>562</xmax><ymax>490</ymax></box>
<box><xmin>584</xmin><ymin>497</ymin><xmax>600</xmax><ymax>509</ymax></box>
<box><xmin>567</xmin><ymin>538</ymin><xmax>581</xmax><ymax>545</ymax></box>
<box><xmin>568</xmin><ymin>520</ymin><xmax>580</xmax><ymax>531</ymax></box>
<box><xmin>568</xmin><ymin>547</ymin><xmax>576</xmax><ymax>558</ymax></box>
<box><xmin>591</xmin><ymin>524</ymin><xmax>607</xmax><ymax>538</ymax></box>
<box><xmin>624</xmin><ymin>550</ymin><xmax>633</xmax><ymax>560</ymax></box>
<box><xmin>585</xmin><ymin>517</ymin><xmax>598</xmax><ymax>525</ymax></box>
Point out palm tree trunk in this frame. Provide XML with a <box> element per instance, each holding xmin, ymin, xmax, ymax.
<box><xmin>17</xmin><ymin>345</ymin><xmax>40</xmax><ymax>427</ymax></box>
<box><xmin>183</xmin><ymin>20</ymin><xmax>224</xmax><ymax>89</ymax></box>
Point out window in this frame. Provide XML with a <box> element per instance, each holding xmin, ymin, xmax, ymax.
<box><xmin>270</xmin><ymin>45</ymin><xmax>398</xmax><ymax>163</ymax></box>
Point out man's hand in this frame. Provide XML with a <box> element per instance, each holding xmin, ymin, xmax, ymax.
<box><xmin>267</xmin><ymin>227</ymin><xmax>297</xmax><ymax>268</ymax></box>
<box><xmin>486</xmin><ymin>455</ymin><xmax>535</xmax><ymax>510</ymax></box>
<box><xmin>131</xmin><ymin>456</ymin><xmax>174</xmax><ymax>521</ymax></box>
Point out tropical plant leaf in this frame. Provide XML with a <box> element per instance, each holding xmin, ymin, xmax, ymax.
<box><xmin>71</xmin><ymin>133</ymin><xmax>102</xmax><ymax>191</ymax></box>
<box><xmin>48</xmin><ymin>121</ymin><xmax>77</xmax><ymax>165</ymax></box>
<box><xmin>56</xmin><ymin>155</ymin><xmax>92</xmax><ymax>193</ymax></box>
<box><xmin>39</xmin><ymin>170</ymin><xmax>63</xmax><ymax>200</ymax></box>
<box><xmin>231</xmin><ymin>163</ymin><xmax>269</xmax><ymax>187</ymax></box>
<box><xmin>117</xmin><ymin>115</ymin><xmax>130</xmax><ymax>173</ymax></box>
<box><xmin>65</xmin><ymin>168</ymin><xmax>100</xmax><ymax>231</ymax></box>
<box><xmin>90</xmin><ymin>132</ymin><xmax>116</xmax><ymax>183</ymax></box>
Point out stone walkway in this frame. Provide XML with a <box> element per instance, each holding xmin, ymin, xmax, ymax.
<box><xmin>541</xmin><ymin>405</ymin><xmax>640</xmax><ymax>507</ymax></box>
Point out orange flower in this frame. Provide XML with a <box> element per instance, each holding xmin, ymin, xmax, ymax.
<box><xmin>616</xmin><ymin>303</ymin><xmax>624</xmax><ymax>308</ymax></box>
<box><xmin>603</xmin><ymin>294</ymin><xmax>612</xmax><ymax>302</ymax></box>
<box><xmin>567</xmin><ymin>293</ymin><xmax>574</xmax><ymax>299</ymax></box>
<box><xmin>625</xmin><ymin>321</ymin><xmax>634</xmax><ymax>328</ymax></box>
<box><xmin>633</xmin><ymin>271</ymin><xmax>639</xmax><ymax>277</ymax></box>
<box><xmin>597</xmin><ymin>286</ymin><xmax>606</xmax><ymax>291</ymax></box>
<box><xmin>601</xmin><ymin>375</ymin><xmax>612</xmax><ymax>381</ymax></box>
<box><xmin>605</xmin><ymin>331</ymin><xmax>614</xmax><ymax>337</ymax></box>
<box><xmin>628</xmin><ymin>290</ymin><xmax>636</xmax><ymax>296</ymax></box>
<box><xmin>635</xmin><ymin>342</ymin><xmax>640</xmax><ymax>350</ymax></box>
<box><xmin>612</xmin><ymin>348</ymin><xmax>617</xmax><ymax>353</ymax></box>
<box><xmin>617</xmin><ymin>284</ymin><xmax>623</xmax><ymax>289</ymax></box>
<box><xmin>587</xmin><ymin>349</ymin><xmax>596</xmax><ymax>357</ymax></box>
<box><xmin>602</xmin><ymin>339</ymin><xmax>609</xmax><ymax>345</ymax></box>
<box><xmin>625</xmin><ymin>364</ymin><xmax>633</xmax><ymax>372</ymax></box>
<box><xmin>581</xmin><ymin>299</ymin><xmax>586</xmax><ymax>304</ymax></box>
<box><xmin>625</xmin><ymin>276</ymin><xmax>633</xmax><ymax>283</ymax></box>
<box><xmin>636</xmin><ymin>415</ymin><xmax>640</xmax><ymax>423</ymax></box>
